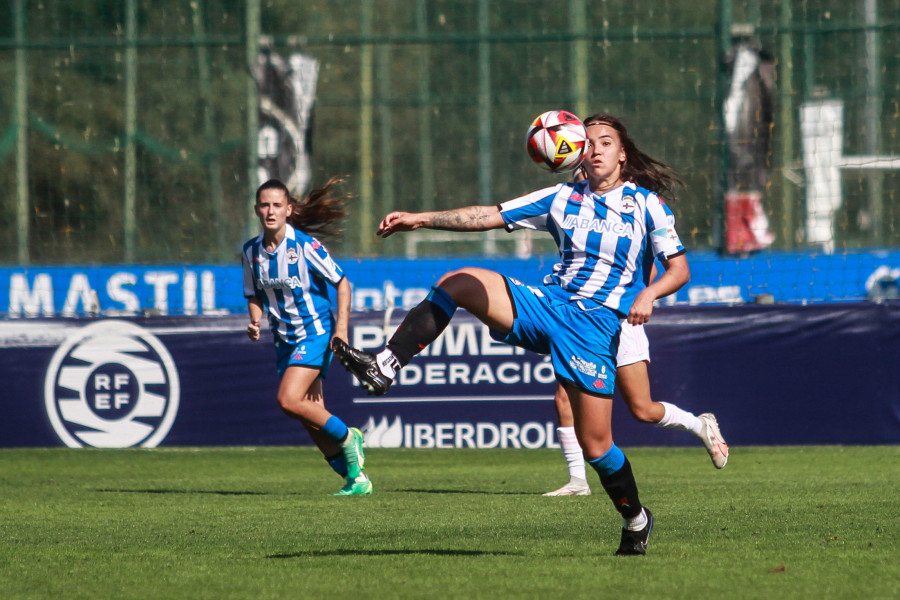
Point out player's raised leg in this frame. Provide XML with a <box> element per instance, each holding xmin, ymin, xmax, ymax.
<box><xmin>334</xmin><ymin>268</ymin><xmax>514</xmax><ymax>395</ymax></box>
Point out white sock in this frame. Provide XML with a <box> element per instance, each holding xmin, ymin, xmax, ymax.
<box><xmin>557</xmin><ymin>427</ymin><xmax>587</xmax><ymax>482</ymax></box>
<box><xmin>375</xmin><ymin>349</ymin><xmax>401</xmax><ymax>379</ymax></box>
<box><xmin>657</xmin><ymin>401</ymin><xmax>703</xmax><ymax>436</ymax></box>
<box><xmin>624</xmin><ymin>508</ymin><xmax>648</xmax><ymax>531</ymax></box>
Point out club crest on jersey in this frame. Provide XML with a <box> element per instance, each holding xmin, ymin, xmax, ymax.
<box><xmin>286</xmin><ymin>247</ymin><xmax>300</xmax><ymax>265</ymax></box>
<box><xmin>620</xmin><ymin>197</ymin><xmax>636</xmax><ymax>213</ymax></box>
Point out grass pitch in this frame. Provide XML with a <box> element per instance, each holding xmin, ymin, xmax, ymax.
<box><xmin>1</xmin><ymin>446</ymin><xmax>898</xmax><ymax>599</ymax></box>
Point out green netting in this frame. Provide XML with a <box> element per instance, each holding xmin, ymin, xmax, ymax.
<box><xmin>0</xmin><ymin>0</ymin><xmax>898</xmax><ymax>264</ymax></box>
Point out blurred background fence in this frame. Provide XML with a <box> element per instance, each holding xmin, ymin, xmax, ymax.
<box><xmin>0</xmin><ymin>0</ymin><xmax>898</xmax><ymax>281</ymax></box>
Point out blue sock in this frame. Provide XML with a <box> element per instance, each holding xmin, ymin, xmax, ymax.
<box><xmin>588</xmin><ymin>443</ymin><xmax>626</xmax><ymax>477</ymax></box>
<box><xmin>426</xmin><ymin>285</ymin><xmax>458</xmax><ymax>319</ymax></box>
<box><xmin>326</xmin><ymin>453</ymin><xmax>348</xmax><ymax>478</ymax></box>
<box><xmin>322</xmin><ymin>415</ymin><xmax>349</xmax><ymax>443</ymax></box>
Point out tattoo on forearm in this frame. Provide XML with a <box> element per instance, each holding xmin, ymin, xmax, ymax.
<box><xmin>432</xmin><ymin>207</ymin><xmax>490</xmax><ymax>231</ymax></box>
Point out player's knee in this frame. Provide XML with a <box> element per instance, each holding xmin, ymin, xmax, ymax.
<box><xmin>629</xmin><ymin>403</ymin><xmax>658</xmax><ymax>423</ymax></box>
<box><xmin>277</xmin><ymin>393</ymin><xmax>303</xmax><ymax>418</ymax></box>
<box><xmin>276</xmin><ymin>396</ymin><xmax>293</xmax><ymax>416</ymax></box>
<box><xmin>437</xmin><ymin>267</ymin><xmax>479</xmax><ymax>288</ymax></box>
<box><xmin>435</xmin><ymin>268</ymin><xmax>487</xmax><ymax>303</ymax></box>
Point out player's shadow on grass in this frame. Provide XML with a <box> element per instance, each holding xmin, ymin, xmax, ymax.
<box><xmin>95</xmin><ymin>488</ymin><xmax>542</xmax><ymax>496</ymax></box>
<box><xmin>93</xmin><ymin>488</ymin><xmax>270</xmax><ymax>496</ymax></box>
<box><xmin>395</xmin><ymin>488</ymin><xmax>536</xmax><ymax>495</ymax></box>
<box><xmin>268</xmin><ymin>549</ymin><xmax>521</xmax><ymax>559</ymax></box>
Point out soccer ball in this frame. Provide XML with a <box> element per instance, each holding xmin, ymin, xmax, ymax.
<box><xmin>525</xmin><ymin>110</ymin><xmax>587</xmax><ymax>173</ymax></box>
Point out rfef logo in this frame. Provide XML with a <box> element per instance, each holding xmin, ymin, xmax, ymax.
<box><xmin>43</xmin><ymin>321</ymin><xmax>180</xmax><ymax>448</ymax></box>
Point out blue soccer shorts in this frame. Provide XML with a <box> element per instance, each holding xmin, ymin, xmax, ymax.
<box><xmin>273</xmin><ymin>331</ymin><xmax>334</xmax><ymax>377</ymax></box>
<box><xmin>490</xmin><ymin>276</ymin><xmax>621</xmax><ymax>395</ymax></box>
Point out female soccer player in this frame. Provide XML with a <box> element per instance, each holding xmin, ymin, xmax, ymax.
<box><xmin>544</xmin><ymin>168</ymin><xmax>728</xmax><ymax>497</ymax></box>
<box><xmin>242</xmin><ymin>177</ymin><xmax>371</xmax><ymax>496</ymax></box>
<box><xmin>334</xmin><ymin>113</ymin><xmax>688</xmax><ymax>554</ymax></box>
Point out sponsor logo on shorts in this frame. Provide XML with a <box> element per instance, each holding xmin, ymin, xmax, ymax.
<box><xmin>43</xmin><ymin>321</ymin><xmax>180</xmax><ymax>448</ymax></box>
<box><xmin>509</xmin><ymin>278</ymin><xmax>545</xmax><ymax>297</ymax></box>
<box><xmin>569</xmin><ymin>355</ymin><xmax>598</xmax><ymax>377</ymax></box>
<box><xmin>291</xmin><ymin>344</ymin><xmax>307</xmax><ymax>360</ymax></box>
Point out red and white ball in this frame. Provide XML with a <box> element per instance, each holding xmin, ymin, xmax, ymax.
<box><xmin>525</xmin><ymin>110</ymin><xmax>587</xmax><ymax>173</ymax></box>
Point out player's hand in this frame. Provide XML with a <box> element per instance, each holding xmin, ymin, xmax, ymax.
<box><xmin>330</xmin><ymin>334</ymin><xmax>348</xmax><ymax>350</ymax></box>
<box><xmin>627</xmin><ymin>290</ymin><xmax>655</xmax><ymax>325</ymax></box>
<box><xmin>377</xmin><ymin>211</ymin><xmax>422</xmax><ymax>238</ymax></box>
<box><xmin>247</xmin><ymin>320</ymin><xmax>261</xmax><ymax>341</ymax></box>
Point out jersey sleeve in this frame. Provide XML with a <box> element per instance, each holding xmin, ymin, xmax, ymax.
<box><xmin>303</xmin><ymin>238</ymin><xmax>345</xmax><ymax>285</ymax></box>
<box><xmin>498</xmin><ymin>184</ymin><xmax>564</xmax><ymax>232</ymax></box>
<box><xmin>645</xmin><ymin>195</ymin><xmax>685</xmax><ymax>261</ymax></box>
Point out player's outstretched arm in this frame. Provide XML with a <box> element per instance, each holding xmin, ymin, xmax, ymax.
<box><xmin>377</xmin><ymin>205</ymin><xmax>504</xmax><ymax>238</ymax></box>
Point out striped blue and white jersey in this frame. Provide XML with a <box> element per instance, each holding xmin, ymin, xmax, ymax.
<box><xmin>242</xmin><ymin>224</ymin><xmax>344</xmax><ymax>343</ymax></box>
<box><xmin>499</xmin><ymin>180</ymin><xmax>685</xmax><ymax>315</ymax></box>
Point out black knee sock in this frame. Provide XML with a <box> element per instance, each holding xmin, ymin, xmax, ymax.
<box><xmin>387</xmin><ymin>300</ymin><xmax>452</xmax><ymax>365</ymax></box>
<box><xmin>599</xmin><ymin>457</ymin><xmax>643</xmax><ymax>520</ymax></box>
<box><xmin>387</xmin><ymin>287</ymin><xmax>457</xmax><ymax>366</ymax></box>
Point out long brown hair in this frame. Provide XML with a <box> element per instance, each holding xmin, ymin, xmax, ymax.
<box><xmin>256</xmin><ymin>176</ymin><xmax>350</xmax><ymax>239</ymax></box>
<box><xmin>582</xmin><ymin>113</ymin><xmax>683</xmax><ymax>202</ymax></box>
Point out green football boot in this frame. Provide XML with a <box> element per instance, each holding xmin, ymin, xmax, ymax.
<box><xmin>333</xmin><ymin>477</ymin><xmax>373</xmax><ymax>496</ymax></box>
<box><xmin>341</xmin><ymin>427</ymin><xmax>366</xmax><ymax>480</ymax></box>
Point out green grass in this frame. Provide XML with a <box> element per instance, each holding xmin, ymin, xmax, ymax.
<box><xmin>1</xmin><ymin>446</ymin><xmax>898</xmax><ymax>599</ymax></box>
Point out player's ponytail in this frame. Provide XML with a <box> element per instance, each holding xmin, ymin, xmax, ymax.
<box><xmin>289</xmin><ymin>176</ymin><xmax>350</xmax><ymax>239</ymax></box>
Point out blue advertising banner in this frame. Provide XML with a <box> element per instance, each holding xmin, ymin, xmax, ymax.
<box><xmin>2</xmin><ymin>248</ymin><xmax>900</xmax><ymax>318</ymax></box>
<box><xmin>2</xmin><ymin>303</ymin><xmax>899</xmax><ymax>449</ymax></box>
<box><xmin>0</xmin><ymin>314</ymin><xmax>560</xmax><ymax>448</ymax></box>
